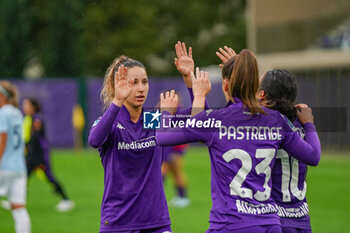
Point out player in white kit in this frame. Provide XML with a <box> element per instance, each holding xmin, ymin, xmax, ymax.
<box><xmin>0</xmin><ymin>81</ymin><xmax>31</xmax><ymax>233</ymax></box>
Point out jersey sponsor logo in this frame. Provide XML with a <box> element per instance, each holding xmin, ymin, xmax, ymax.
<box><xmin>276</xmin><ymin>202</ymin><xmax>309</xmax><ymax>218</ymax></box>
<box><xmin>236</xmin><ymin>200</ymin><xmax>278</xmax><ymax>215</ymax></box>
<box><xmin>117</xmin><ymin>136</ymin><xmax>156</xmax><ymax>150</ymax></box>
<box><xmin>116</xmin><ymin>123</ymin><xmax>125</xmax><ymax>130</ymax></box>
<box><xmin>143</xmin><ymin>110</ymin><xmax>161</xmax><ymax>129</ymax></box>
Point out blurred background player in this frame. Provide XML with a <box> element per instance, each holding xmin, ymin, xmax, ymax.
<box><xmin>162</xmin><ymin>144</ymin><xmax>190</xmax><ymax>208</ymax></box>
<box><xmin>0</xmin><ymin>81</ymin><xmax>31</xmax><ymax>233</ymax></box>
<box><xmin>22</xmin><ymin>98</ymin><xmax>74</xmax><ymax>212</ymax></box>
<box><xmin>258</xmin><ymin>70</ymin><xmax>313</xmax><ymax>233</ymax></box>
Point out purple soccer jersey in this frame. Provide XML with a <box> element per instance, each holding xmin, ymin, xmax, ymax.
<box><xmin>89</xmin><ymin>105</ymin><xmax>170</xmax><ymax>232</ymax></box>
<box><xmin>156</xmin><ymin>98</ymin><xmax>320</xmax><ymax>231</ymax></box>
<box><xmin>272</xmin><ymin>120</ymin><xmax>311</xmax><ymax>230</ymax></box>
<box><xmin>88</xmin><ymin>88</ymin><xmax>196</xmax><ymax>232</ymax></box>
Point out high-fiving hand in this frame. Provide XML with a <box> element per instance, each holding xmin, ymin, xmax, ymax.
<box><xmin>112</xmin><ymin>65</ymin><xmax>134</xmax><ymax>107</ymax></box>
<box><xmin>175</xmin><ymin>41</ymin><xmax>194</xmax><ymax>88</ymax></box>
<box><xmin>160</xmin><ymin>90</ymin><xmax>179</xmax><ymax>115</ymax></box>
<box><xmin>216</xmin><ymin>46</ymin><xmax>236</xmax><ymax>69</ymax></box>
<box><xmin>191</xmin><ymin>67</ymin><xmax>211</xmax><ymax>98</ymax></box>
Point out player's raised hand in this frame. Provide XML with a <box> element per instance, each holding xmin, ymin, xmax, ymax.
<box><xmin>174</xmin><ymin>41</ymin><xmax>194</xmax><ymax>88</ymax></box>
<box><xmin>160</xmin><ymin>90</ymin><xmax>178</xmax><ymax>115</ymax></box>
<box><xmin>113</xmin><ymin>65</ymin><xmax>134</xmax><ymax>107</ymax></box>
<box><xmin>216</xmin><ymin>46</ymin><xmax>236</xmax><ymax>69</ymax></box>
<box><xmin>296</xmin><ymin>103</ymin><xmax>314</xmax><ymax>124</ymax></box>
<box><xmin>191</xmin><ymin>67</ymin><xmax>211</xmax><ymax>98</ymax></box>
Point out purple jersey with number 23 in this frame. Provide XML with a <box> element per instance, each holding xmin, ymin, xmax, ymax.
<box><xmin>156</xmin><ymin>98</ymin><xmax>320</xmax><ymax>231</ymax></box>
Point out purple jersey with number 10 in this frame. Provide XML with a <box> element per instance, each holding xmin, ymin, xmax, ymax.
<box><xmin>272</xmin><ymin>120</ymin><xmax>311</xmax><ymax>230</ymax></box>
<box><xmin>156</xmin><ymin>98</ymin><xmax>320</xmax><ymax>231</ymax></box>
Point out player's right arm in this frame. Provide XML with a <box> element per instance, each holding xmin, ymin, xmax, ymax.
<box><xmin>88</xmin><ymin>65</ymin><xmax>134</xmax><ymax>148</ymax></box>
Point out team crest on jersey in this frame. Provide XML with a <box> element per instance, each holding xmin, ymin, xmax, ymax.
<box><xmin>92</xmin><ymin>117</ymin><xmax>101</xmax><ymax>127</ymax></box>
<box><xmin>143</xmin><ymin>110</ymin><xmax>161</xmax><ymax>129</ymax></box>
<box><xmin>286</xmin><ymin>118</ymin><xmax>298</xmax><ymax>132</ymax></box>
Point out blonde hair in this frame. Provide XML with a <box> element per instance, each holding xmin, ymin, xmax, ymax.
<box><xmin>0</xmin><ymin>81</ymin><xmax>19</xmax><ymax>108</ymax></box>
<box><xmin>100</xmin><ymin>55</ymin><xmax>146</xmax><ymax>110</ymax></box>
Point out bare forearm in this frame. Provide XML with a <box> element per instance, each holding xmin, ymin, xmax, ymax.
<box><xmin>191</xmin><ymin>95</ymin><xmax>206</xmax><ymax>116</ymax></box>
<box><xmin>183</xmin><ymin>74</ymin><xmax>192</xmax><ymax>88</ymax></box>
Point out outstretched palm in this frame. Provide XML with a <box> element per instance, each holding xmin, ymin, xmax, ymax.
<box><xmin>114</xmin><ymin>65</ymin><xmax>133</xmax><ymax>103</ymax></box>
<box><xmin>175</xmin><ymin>41</ymin><xmax>194</xmax><ymax>87</ymax></box>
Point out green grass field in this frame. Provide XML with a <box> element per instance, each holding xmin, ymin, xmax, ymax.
<box><xmin>1</xmin><ymin>147</ymin><xmax>349</xmax><ymax>233</ymax></box>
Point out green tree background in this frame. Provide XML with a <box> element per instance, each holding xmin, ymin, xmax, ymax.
<box><xmin>0</xmin><ymin>0</ymin><xmax>246</xmax><ymax>78</ymax></box>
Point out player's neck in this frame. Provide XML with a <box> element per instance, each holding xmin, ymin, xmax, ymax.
<box><xmin>125</xmin><ymin>104</ymin><xmax>142</xmax><ymax>123</ymax></box>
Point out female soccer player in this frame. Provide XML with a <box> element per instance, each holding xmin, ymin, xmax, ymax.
<box><xmin>258</xmin><ymin>70</ymin><xmax>313</xmax><ymax>233</ymax></box>
<box><xmin>88</xmin><ymin>42</ymin><xmax>195</xmax><ymax>233</ymax></box>
<box><xmin>0</xmin><ymin>81</ymin><xmax>31</xmax><ymax>233</ymax></box>
<box><xmin>156</xmin><ymin>49</ymin><xmax>321</xmax><ymax>233</ymax></box>
<box><xmin>22</xmin><ymin>98</ymin><xmax>74</xmax><ymax>212</ymax></box>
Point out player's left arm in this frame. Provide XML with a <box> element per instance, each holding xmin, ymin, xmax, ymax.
<box><xmin>0</xmin><ymin>133</ymin><xmax>7</xmax><ymax>160</ymax></box>
<box><xmin>281</xmin><ymin>104</ymin><xmax>321</xmax><ymax>166</ymax></box>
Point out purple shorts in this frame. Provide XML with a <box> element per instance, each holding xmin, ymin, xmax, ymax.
<box><xmin>206</xmin><ymin>225</ymin><xmax>282</xmax><ymax>233</ymax></box>
<box><xmin>282</xmin><ymin>227</ymin><xmax>311</xmax><ymax>233</ymax></box>
<box><xmin>106</xmin><ymin>225</ymin><xmax>172</xmax><ymax>233</ymax></box>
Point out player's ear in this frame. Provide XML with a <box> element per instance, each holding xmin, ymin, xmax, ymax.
<box><xmin>256</xmin><ymin>90</ymin><xmax>265</xmax><ymax>100</ymax></box>
<box><xmin>222</xmin><ymin>78</ymin><xmax>229</xmax><ymax>92</ymax></box>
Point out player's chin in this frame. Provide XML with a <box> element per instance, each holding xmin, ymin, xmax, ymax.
<box><xmin>133</xmin><ymin>99</ymin><xmax>145</xmax><ymax>107</ymax></box>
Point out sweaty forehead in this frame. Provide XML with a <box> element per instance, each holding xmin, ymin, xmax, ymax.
<box><xmin>127</xmin><ymin>67</ymin><xmax>147</xmax><ymax>80</ymax></box>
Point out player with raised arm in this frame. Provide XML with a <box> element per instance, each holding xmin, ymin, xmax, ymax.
<box><xmin>0</xmin><ymin>81</ymin><xmax>31</xmax><ymax>233</ymax></box>
<box><xmin>258</xmin><ymin>70</ymin><xmax>314</xmax><ymax>233</ymax></box>
<box><xmin>88</xmin><ymin>42</ymin><xmax>196</xmax><ymax>233</ymax></box>
<box><xmin>156</xmin><ymin>49</ymin><xmax>321</xmax><ymax>233</ymax></box>
<box><xmin>216</xmin><ymin>48</ymin><xmax>317</xmax><ymax>233</ymax></box>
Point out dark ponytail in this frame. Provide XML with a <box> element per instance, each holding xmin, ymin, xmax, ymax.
<box><xmin>259</xmin><ymin>69</ymin><xmax>298</xmax><ymax>121</ymax></box>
